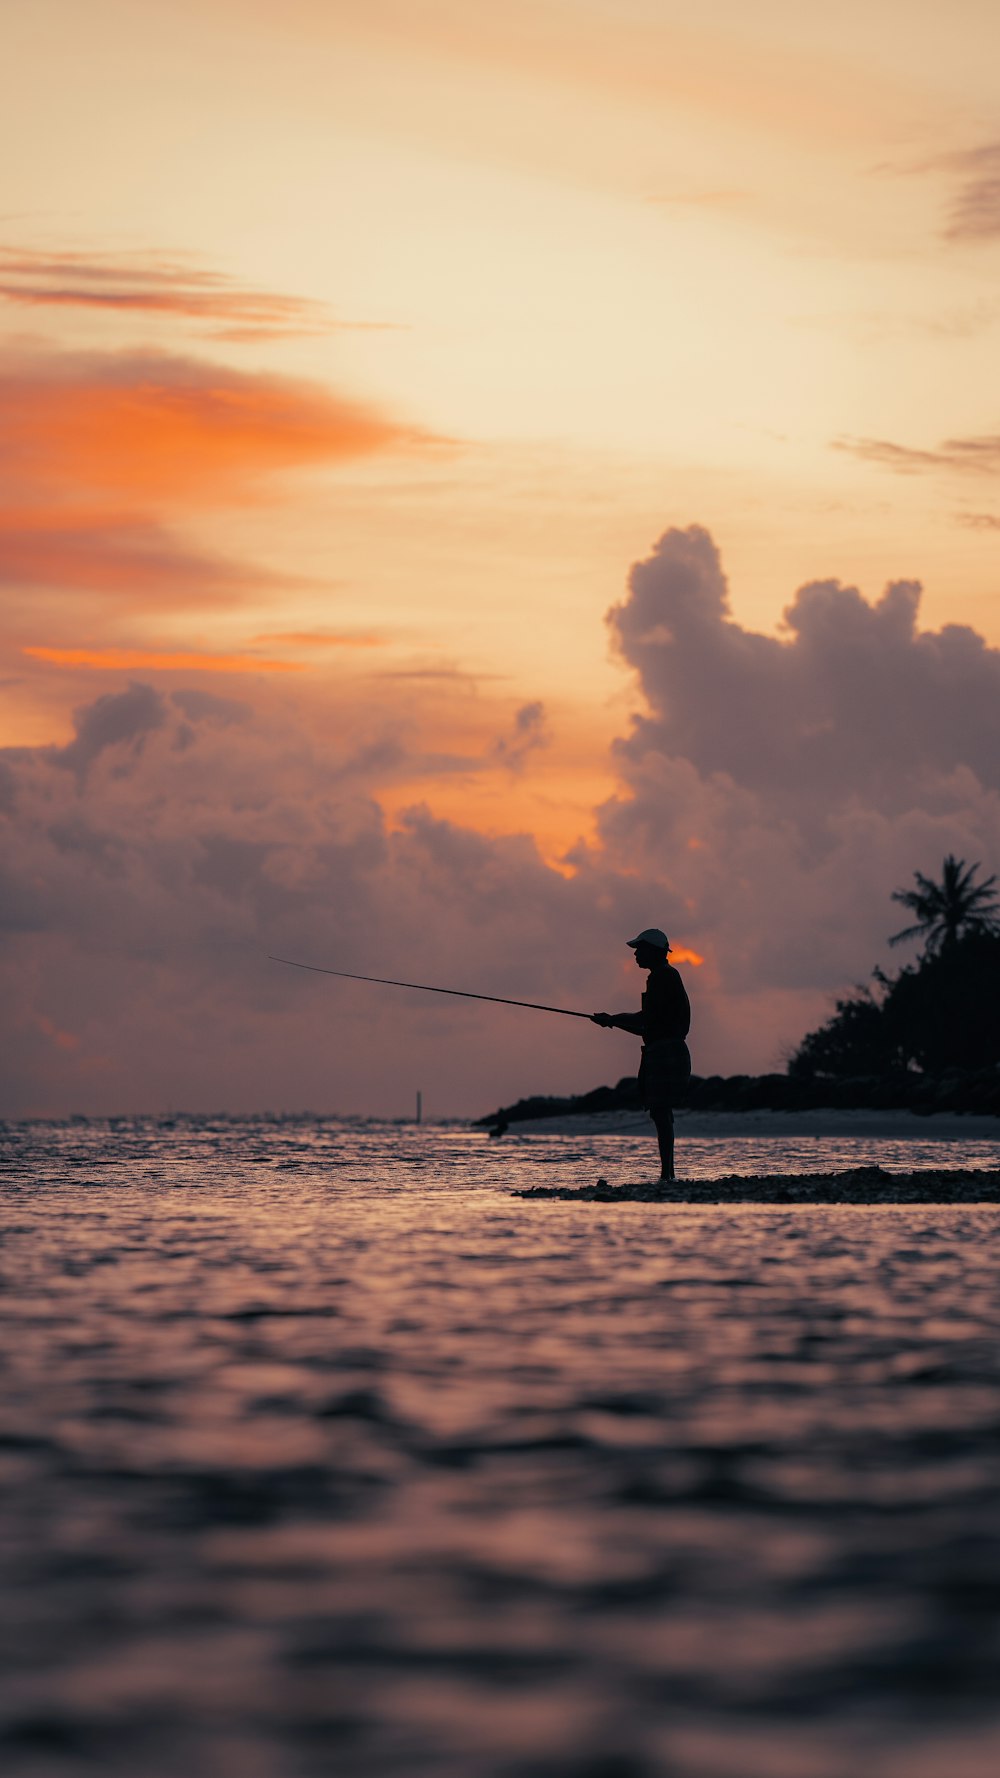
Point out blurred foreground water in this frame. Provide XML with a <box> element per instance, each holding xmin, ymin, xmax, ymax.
<box><xmin>2</xmin><ymin>1117</ymin><xmax>1000</xmax><ymax>1778</ymax></box>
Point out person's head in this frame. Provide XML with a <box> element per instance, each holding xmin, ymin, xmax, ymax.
<box><xmin>628</xmin><ymin>928</ymin><xmax>670</xmax><ymax>970</ymax></box>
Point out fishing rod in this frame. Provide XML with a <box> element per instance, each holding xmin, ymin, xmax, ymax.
<box><xmin>268</xmin><ymin>955</ymin><xmax>592</xmax><ymax>1020</ymax></box>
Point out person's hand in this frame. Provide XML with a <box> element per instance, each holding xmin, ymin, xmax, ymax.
<box><xmin>591</xmin><ymin>1012</ymin><xmax>614</xmax><ymax>1027</ymax></box>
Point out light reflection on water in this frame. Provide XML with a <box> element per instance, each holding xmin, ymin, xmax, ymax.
<box><xmin>1</xmin><ymin>1117</ymin><xmax>1000</xmax><ymax>1778</ymax></box>
<box><xmin>5</xmin><ymin>1114</ymin><xmax>1000</xmax><ymax>1192</ymax></box>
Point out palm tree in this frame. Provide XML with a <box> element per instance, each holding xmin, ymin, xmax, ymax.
<box><xmin>889</xmin><ymin>854</ymin><xmax>1000</xmax><ymax>954</ymax></box>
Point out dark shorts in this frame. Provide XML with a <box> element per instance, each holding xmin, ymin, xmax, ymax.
<box><xmin>638</xmin><ymin>1039</ymin><xmax>691</xmax><ymax>1118</ymax></box>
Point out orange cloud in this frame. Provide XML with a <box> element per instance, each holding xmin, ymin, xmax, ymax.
<box><xmin>0</xmin><ymin>509</ymin><xmax>288</xmax><ymax>602</ymax></box>
<box><xmin>0</xmin><ymin>341</ymin><xmax>435</xmax><ymax>616</ymax></box>
<box><xmin>671</xmin><ymin>946</ymin><xmax>705</xmax><ymax>967</ymax></box>
<box><xmin>24</xmin><ymin>646</ymin><xmax>302</xmax><ymax>674</ymax></box>
<box><xmin>0</xmin><ymin>348</ymin><xmax>423</xmax><ymax>507</ymax></box>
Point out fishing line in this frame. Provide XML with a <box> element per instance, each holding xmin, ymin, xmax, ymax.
<box><xmin>268</xmin><ymin>955</ymin><xmax>592</xmax><ymax>1020</ymax></box>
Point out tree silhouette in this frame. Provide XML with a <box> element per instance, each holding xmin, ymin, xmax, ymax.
<box><xmin>881</xmin><ymin>932</ymin><xmax>1000</xmax><ymax>1073</ymax></box>
<box><xmin>888</xmin><ymin>854</ymin><xmax>1000</xmax><ymax>955</ymax></box>
<box><xmin>789</xmin><ymin>855</ymin><xmax>1000</xmax><ymax>1084</ymax></box>
<box><xmin>787</xmin><ymin>986</ymin><xmax>901</xmax><ymax>1079</ymax></box>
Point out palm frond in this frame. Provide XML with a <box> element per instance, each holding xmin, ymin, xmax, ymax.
<box><xmin>888</xmin><ymin>855</ymin><xmax>999</xmax><ymax>951</ymax></box>
<box><xmin>888</xmin><ymin>920</ymin><xmax>928</xmax><ymax>948</ymax></box>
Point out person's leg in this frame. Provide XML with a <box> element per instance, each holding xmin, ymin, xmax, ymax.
<box><xmin>653</xmin><ymin>1105</ymin><xmax>675</xmax><ymax>1180</ymax></box>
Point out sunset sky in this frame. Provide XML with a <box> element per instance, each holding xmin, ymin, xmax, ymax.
<box><xmin>3</xmin><ymin>0</ymin><xmax>1000</xmax><ymax>1116</ymax></box>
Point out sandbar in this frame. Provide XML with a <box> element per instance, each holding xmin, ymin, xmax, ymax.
<box><xmin>515</xmin><ymin>1165</ymin><xmax>1000</xmax><ymax>1204</ymax></box>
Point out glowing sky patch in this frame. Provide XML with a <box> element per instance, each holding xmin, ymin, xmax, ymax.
<box><xmin>23</xmin><ymin>646</ymin><xmax>304</xmax><ymax>674</ymax></box>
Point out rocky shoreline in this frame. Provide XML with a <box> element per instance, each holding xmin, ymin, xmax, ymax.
<box><xmin>480</xmin><ymin>1065</ymin><xmax>1000</xmax><ymax>1128</ymax></box>
<box><xmin>514</xmin><ymin>1165</ymin><xmax>1000</xmax><ymax>1204</ymax></box>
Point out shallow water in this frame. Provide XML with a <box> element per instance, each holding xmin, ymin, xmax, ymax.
<box><xmin>2</xmin><ymin>1117</ymin><xmax>1000</xmax><ymax>1778</ymax></box>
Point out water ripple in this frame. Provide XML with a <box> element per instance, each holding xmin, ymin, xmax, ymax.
<box><xmin>1</xmin><ymin>1117</ymin><xmax>999</xmax><ymax>1777</ymax></box>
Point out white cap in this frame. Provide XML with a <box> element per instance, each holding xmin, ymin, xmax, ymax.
<box><xmin>628</xmin><ymin>928</ymin><xmax>670</xmax><ymax>951</ymax></box>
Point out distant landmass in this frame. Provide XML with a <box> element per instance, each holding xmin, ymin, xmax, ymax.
<box><xmin>477</xmin><ymin>1066</ymin><xmax>1000</xmax><ymax>1128</ymax></box>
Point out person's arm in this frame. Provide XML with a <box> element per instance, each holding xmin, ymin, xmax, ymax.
<box><xmin>591</xmin><ymin>1011</ymin><xmax>644</xmax><ymax>1033</ymax></box>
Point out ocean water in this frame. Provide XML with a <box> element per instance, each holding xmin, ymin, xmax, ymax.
<box><xmin>2</xmin><ymin>1117</ymin><xmax>1000</xmax><ymax>1778</ymax></box>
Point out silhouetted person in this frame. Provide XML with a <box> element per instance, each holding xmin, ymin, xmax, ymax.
<box><xmin>489</xmin><ymin>1110</ymin><xmax>510</xmax><ymax>1139</ymax></box>
<box><xmin>592</xmin><ymin>928</ymin><xmax>691</xmax><ymax>1180</ymax></box>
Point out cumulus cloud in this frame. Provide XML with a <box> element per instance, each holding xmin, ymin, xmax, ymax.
<box><xmin>595</xmin><ymin>525</ymin><xmax>1000</xmax><ymax>1059</ymax></box>
<box><xmin>492</xmin><ymin>701</ymin><xmax>551</xmax><ymax>773</ymax></box>
<box><xmin>3</xmin><ymin>525</ymin><xmax>998</xmax><ymax>1114</ymax></box>
<box><xmin>607</xmin><ymin>527</ymin><xmax>1000</xmax><ymax>808</ymax></box>
<box><xmin>170</xmin><ymin>689</ymin><xmax>251</xmax><ymax>725</ymax></box>
<box><xmin>54</xmin><ymin>681</ymin><xmax>168</xmax><ymax>787</ymax></box>
<box><xmin>0</xmin><ymin>686</ymin><xmax>630</xmax><ymax>1115</ymax></box>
